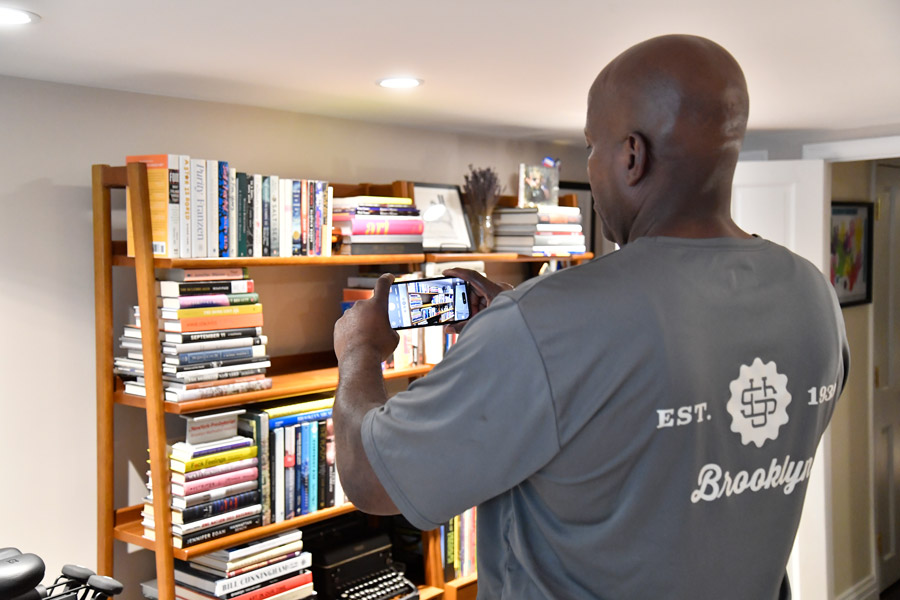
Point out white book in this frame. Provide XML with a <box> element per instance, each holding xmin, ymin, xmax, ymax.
<box><xmin>270</xmin><ymin>175</ymin><xmax>280</xmax><ymax>257</ymax></box>
<box><xmin>206</xmin><ymin>529</ymin><xmax>302</xmax><ymax>562</ymax></box>
<box><xmin>280</xmin><ymin>178</ymin><xmax>294</xmax><ymax>257</ymax></box>
<box><xmin>190</xmin><ymin>158</ymin><xmax>207</xmax><ymax>257</ymax></box>
<box><xmin>179</xmin><ymin>155</ymin><xmax>192</xmax><ymax>257</ymax></box>
<box><xmin>166</xmin><ymin>154</ymin><xmax>180</xmax><ymax>258</ymax></box>
<box><xmin>273</xmin><ymin>427</ymin><xmax>285</xmax><ymax>523</ymax></box>
<box><xmin>253</xmin><ymin>173</ymin><xmax>263</xmax><ymax>257</ymax></box>
<box><xmin>322</xmin><ymin>185</ymin><xmax>333</xmax><ymax>257</ymax></box>
<box><xmin>228</xmin><ymin>167</ymin><xmax>238</xmax><ymax>258</ymax></box>
<box><xmin>206</xmin><ymin>159</ymin><xmax>219</xmax><ymax>258</ymax></box>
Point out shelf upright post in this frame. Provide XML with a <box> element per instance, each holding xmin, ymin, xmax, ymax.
<box><xmin>128</xmin><ymin>162</ymin><xmax>177</xmax><ymax>600</ymax></box>
<box><xmin>92</xmin><ymin>164</ymin><xmax>122</xmax><ymax>575</ymax></box>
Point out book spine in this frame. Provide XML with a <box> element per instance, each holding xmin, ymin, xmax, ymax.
<box><xmin>308</xmin><ymin>423</ymin><xmax>318</xmax><ymax>512</ymax></box>
<box><xmin>302</xmin><ymin>180</ymin><xmax>311</xmax><ymax>255</ymax></box>
<box><xmin>313</xmin><ymin>181</ymin><xmax>325</xmax><ymax>255</ymax></box>
<box><xmin>270</xmin><ymin>175</ymin><xmax>280</xmax><ymax>257</ymax></box>
<box><xmin>190</xmin><ymin>158</ymin><xmax>207</xmax><ymax>257</ymax></box>
<box><xmin>174</xmin><ymin>445</ymin><xmax>259</xmax><ymax>473</ymax></box>
<box><xmin>228</xmin><ymin>167</ymin><xmax>238</xmax><ymax>258</ymax></box>
<box><xmin>165</xmin><ymin>357</ymin><xmax>269</xmax><ymax>375</ymax></box>
<box><xmin>227</xmin><ymin>550</ymin><xmax>301</xmax><ymax>578</ymax></box>
<box><xmin>167</xmin><ymin>367</ymin><xmax>266</xmax><ymax>385</ymax></box>
<box><xmin>348</xmin><ymin>242</ymin><xmax>423</xmax><ymax>255</ymax></box>
<box><xmin>220</xmin><ymin>572</ymin><xmax>311</xmax><ymax>600</ymax></box>
<box><xmin>237</xmin><ymin>172</ymin><xmax>249</xmax><ymax>257</ymax></box>
<box><xmin>159</xmin><ymin>280</ymin><xmax>255</xmax><ymax>297</ymax></box>
<box><xmin>299</xmin><ymin>422</ymin><xmax>310</xmax><ymax>515</ymax></box>
<box><xmin>175</xmin><ymin>503</ymin><xmax>261</xmax><ymax>535</ymax></box>
<box><xmin>172</xmin><ymin>345</ymin><xmax>264</xmax><ymax>365</ymax></box>
<box><xmin>291</xmin><ymin>180</ymin><xmax>302</xmax><ymax>256</ymax></box>
<box><xmin>180</xmin><ymin>155</ymin><xmax>192</xmax><ymax>257</ymax></box>
<box><xmin>317</xmin><ymin>420</ymin><xmax>327</xmax><ymax>510</ymax></box>
<box><xmin>273</xmin><ymin>427</ymin><xmax>284</xmax><ymax>523</ymax></box>
<box><xmin>125</xmin><ymin>154</ymin><xmax>171</xmax><ymax>257</ymax></box>
<box><xmin>262</xmin><ymin>176</ymin><xmax>271</xmax><ymax>257</ymax></box>
<box><xmin>180</xmin><ymin>490</ymin><xmax>260</xmax><ymax>524</ymax></box>
<box><xmin>324</xmin><ymin>418</ymin><xmax>335</xmax><ymax>508</ymax></box>
<box><xmin>284</xmin><ymin>425</ymin><xmax>296</xmax><ymax>520</ymax></box>
<box><xmin>178</xmin><ymin>467</ymin><xmax>259</xmax><ymax>496</ymax></box>
<box><xmin>207</xmin><ymin>159</ymin><xmax>219</xmax><ymax>258</ymax></box>
<box><xmin>178</xmin><ymin>514</ymin><xmax>261</xmax><ymax>548</ymax></box>
<box><xmin>266</xmin><ymin>407</ymin><xmax>333</xmax><ymax>430</ymax></box>
<box><xmin>163</xmin><ymin>312</ymin><xmax>264</xmax><ymax>333</ymax></box>
<box><xmin>169</xmin><ymin>326</ymin><xmax>262</xmax><ymax>343</ymax></box>
<box><xmin>350</xmin><ymin>216</ymin><xmax>425</xmax><ymax>235</ymax></box>
<box><xmin>167</xmin><ymin>154</ymin><xmax>181</xmax><ymax>258</ymax></box>
<box><xmin>281</xmin><ymin>178</ymin><xmax>293</xmax><ymax>257</ymax></box>
<box><xmin>219</xmin><ymin>161</ymin><xmax>230</xmax><ymax>257</ymax></box>
<box><xmin>164</xmin><ymin>303</ymin><xmax>263</xmax><ymax>320</ymax></box>
<box><xmin>168</xmin><ymin>292</ymin><xmax>259</xmax><ymax>309</ymax></box>
<box><xmin>252</xmin><ymin>174</ymin><xmax>263</xmax><ymax>257</ymax></box>
<box><xmin>181</xmin><ymin>457</ymin><xmax>259</xmax><ymax>482</ymax></box>
<box><xmin>238</xmin><ymin>411</ymin><xmax>271</xmax><ymax>525</ymax></box>
<box><xmin>168</xmin><ymin>379</ymin><xmax>271</xmax><ymax>402</ymax></box>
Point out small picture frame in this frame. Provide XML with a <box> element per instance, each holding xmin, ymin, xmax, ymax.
<box><xmin>413</xmin><ymin>183</ymin><xmax>474</xmax><ymax>252</ymax></box>
<box><xmin>518</xmin><ymin>163</ymin><xmax>559</xmax><ymax>207</ymax></box>
<box><xmin>830</xmin><ymin>201</ymin><xmax>873</xmax><ymax>306</ymax></box>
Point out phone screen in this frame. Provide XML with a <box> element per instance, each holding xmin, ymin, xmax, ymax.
<box><xmin>388</xmin><ymin>276</ymin><xmax>471</xmax><ymax>329</ymax></box>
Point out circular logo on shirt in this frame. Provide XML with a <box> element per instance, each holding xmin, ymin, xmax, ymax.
<box><xmin>726</xmin><ymin>358</ymin><xmax>791</xmax><ymax>448</ymax></box>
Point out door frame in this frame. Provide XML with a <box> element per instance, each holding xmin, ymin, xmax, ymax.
<box><xmin>802</xmin><ymin>135</ymin><xmax>898</xmax><ymax>597</ymax></box>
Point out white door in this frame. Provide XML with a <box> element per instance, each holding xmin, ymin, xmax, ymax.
<box><xmin>873</xmin><ymin>164</ymin><xmax>900</xmax><ymax>591</ymax></box>
<box><xmin>732</xmin><ymin>159</ymin><xmax>831</xmax><ymax>600</ymax></box>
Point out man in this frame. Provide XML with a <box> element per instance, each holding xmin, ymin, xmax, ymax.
<box><xmin>333</xmin><ymin>34</ymin><xmax>849</xmax><ymax>599</ymax></box>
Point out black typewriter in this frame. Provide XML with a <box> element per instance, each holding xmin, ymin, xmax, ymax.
<box><xmin>305</xmin><ymin>517</ymin><xmax>418</xmax><ymax>600</ymax></box>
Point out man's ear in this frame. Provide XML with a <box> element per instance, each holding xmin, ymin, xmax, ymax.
<box><xmin>623</xmin><ymin>132</ymin><xmax>648</xmax><ymax>186</ymax></box>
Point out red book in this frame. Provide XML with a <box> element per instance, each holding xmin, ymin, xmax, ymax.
<box><xmin>176</xmin><ymin>467</ymin><xmax>259</xmax><ymax>496</ymax></box>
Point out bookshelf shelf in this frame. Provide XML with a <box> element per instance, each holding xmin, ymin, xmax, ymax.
<box><xmin>114</xmin><ymin>362</ymin><xmax>433</xmax><ymax>414</ymax></box>
<box><xmin>425</xmin><ymin>251</ymin><xmax>593</xmax><ymax>263</ymax></box>
<box><xmin>113</xmin><ymin>503</ymin><xmax>357</xmax><ymax>561</ymax></box>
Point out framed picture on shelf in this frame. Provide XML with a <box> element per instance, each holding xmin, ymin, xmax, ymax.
<box><xmin>413</xmin><ymin>182</ymin><xmax>474</xmax><ymax>252</ymax></box>
<box><xmin>830</xmin><ymin>201</ymin><xmax>873</xmax><ymax>306</ymax></box>
<box><xmin>518</xmin><ymin>163</ymin><xmax>560</xmax><ymax>207</ymax></box>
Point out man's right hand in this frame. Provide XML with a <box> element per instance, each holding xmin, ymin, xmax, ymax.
<box><xmin>442</xmin><ymin>268</ymin><xmax>513</xmax><ymax>334</ymax></box>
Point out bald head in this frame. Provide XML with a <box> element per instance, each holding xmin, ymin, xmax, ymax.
<box><xmin>585</xmin><ymin>35</ymin><xmax>751</xmax><ymax>244</ymax></box>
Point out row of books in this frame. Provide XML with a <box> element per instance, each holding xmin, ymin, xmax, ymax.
<box><xmin>174</xmin><ymin>530</ymin><xmax>315</xmax><ymax>600</ymax></box>
<box><xmin>236</xmin><ymin>397</ymin><xmax>348</xmax><ymax>526</ymax></box>
<box><xmin>125</xmin><ymin>154</ymin><xmax>333</xmax><ymax>259</ymax></box>
<box><xmin>440</xmin><ymin>507</ymin><xmax>477</xmax><ymax>582</ymax></box>
<box><xmin>115</xmin><ymin>267</ymin><xmax>272</xmax><ymax>402</ymax></box>
<box><xmin>333</xmin><ymin>195</ymin><xmax>424</xmax><ymax>255</ymax></box>
<box><xmin>492</xmin><ymin>204</ymin><xmax>586</xmax><ymax>256</ymax></box>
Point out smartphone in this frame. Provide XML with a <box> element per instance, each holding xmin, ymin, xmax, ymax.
<box><xmin>388</xmin><ymin>276</ymin><xmax>472</xmax><ymax>330</ymax></box>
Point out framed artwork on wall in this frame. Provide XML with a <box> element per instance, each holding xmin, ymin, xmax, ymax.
<box><xmin>830</xmin><ymin>201</ymin><xmax>874</xmax><ymax>306</ymax></box>
<box><xmin>413</xmin><ymin>182</ymin><xmax>474</xmax><ymax>252</ymax></box>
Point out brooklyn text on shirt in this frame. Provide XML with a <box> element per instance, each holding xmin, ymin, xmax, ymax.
<box><xmin>649</xmin><ymin>357</ymin><xmax>840</xmax><ymax>503</ymax></box>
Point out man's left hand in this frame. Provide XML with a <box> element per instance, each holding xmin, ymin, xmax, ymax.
<box><xmin>334</xmin><ymin>273</ymin><xmax>400</xmax><ymax>362</ymax></box>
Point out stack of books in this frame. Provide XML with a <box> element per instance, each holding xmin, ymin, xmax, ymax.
<box><xmin>124</xmin><ymin>154</ymin><xmax>334</xmax><ymax>259</ymax></box>
<box><xmin>492</xmin><ymin>205</ymin><xmax>586</xmax><ymax>256</ymax></box>
<box><xmin>332</xmin><ymin>195</ymin><xmax>424</xmax><ymax>255</ymax></box>
<box><xmin>115</xmin><ymin>267</ymin><xmax>272</xmax><ymax>402</ymax></box>
<box><xmin>143</xmin><ymin>410</ymin><xmax>263</xmax><ymax>549</ymax></box>
<box><xmin>173</xmin><ymin>530</ymin><xmax>314</xmax><ymax>600</ymax></box>
<box><xmin>237</xmin><ymin>397</ymin><xmax>348</xmax><ymax>525</ymax></box>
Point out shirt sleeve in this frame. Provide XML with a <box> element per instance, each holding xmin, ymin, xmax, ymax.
<box><xmin>361</xmin><ymin>295</ymin><xmax>561</xmax><ymax>530</ymax></box>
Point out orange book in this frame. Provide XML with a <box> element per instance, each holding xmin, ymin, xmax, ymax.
<box><xmin>343</xmin><ymin>288</ymin><xmax>375</xmax><ymax>302</ymax></box>
<box><xmin>126</xmin><ymin>154</ymin><xmax>180</xmax><ymax>258</ymax></box>
<box><xmin>161</xmin><ymin>312</ymin><xmax>264</xmax><ymax>333</ymax></box>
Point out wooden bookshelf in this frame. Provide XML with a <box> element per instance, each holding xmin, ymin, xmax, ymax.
<box><xmin>94</xmin><ymin>163</ymin><xmax>588</xmax><ymax>599</ymax></box>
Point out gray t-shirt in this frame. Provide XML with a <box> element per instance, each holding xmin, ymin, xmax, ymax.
<box><xmin>362</xmin><ymin>236</ymin><xmax>849</xmax><ymax>599</ymax></box>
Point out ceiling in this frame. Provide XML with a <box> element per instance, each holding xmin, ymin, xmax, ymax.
<box><xmin>2</xmin><ymin>0</ymin><xmax>899</xmax><ymax>145</ymax></box>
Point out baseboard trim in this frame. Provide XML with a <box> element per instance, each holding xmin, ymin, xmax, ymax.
<box><xmin>835</xmin><ymin>574</ymin><xmax>879</xmax><ymax>600</ymax></box>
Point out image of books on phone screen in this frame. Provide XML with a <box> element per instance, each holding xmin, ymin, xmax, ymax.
<box><xmin>388</xmin><ymin>276</ymin><xmax>471</xmax><ymax>329</ymax></box>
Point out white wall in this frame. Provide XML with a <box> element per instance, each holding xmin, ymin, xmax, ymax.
<box><xmin>0</xmin><ymin>74</ymin><xmax>587</xmax><ymax>596</ymax></box>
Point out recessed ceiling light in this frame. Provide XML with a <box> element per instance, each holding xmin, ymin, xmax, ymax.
<box><xmin>377</xmin><ymin>77</ymin><xmax>423</xmax><ymax>89</ymax></box>
<box><xmin>0</xmin><ymin>7</ymin><xmax>40</xmax><ymax>25</ymax></box>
